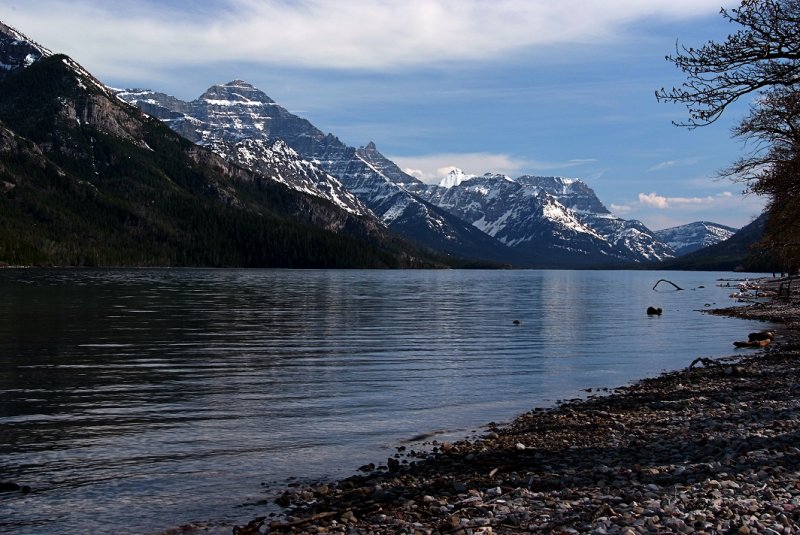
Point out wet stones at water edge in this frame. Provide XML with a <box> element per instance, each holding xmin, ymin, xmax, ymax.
<box><xmin>646</xmin><ymin>306</ymin><xmax>663</xmax><ymax>315</ymax></box>
<box><xmin>258</xmin><ymin>342</ymin><xmax>800</xmax><ymax>535</ymax></box>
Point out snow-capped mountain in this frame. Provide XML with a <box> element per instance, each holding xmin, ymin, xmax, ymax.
<box><xmin>117</xmin><ymin>85</ymin><xmax>371</xmax><ymax>218</ymax></box>
<box><xmin>117</xmin><ymin>81</ymin><xmax>676</xmax><ymax>266</ymax></box>
<box><xmin>119</xmin><ymin>82</ymin><xmax>519</xmax><ymax>265</ymax></box>
<box><xmin>0</xmin><ymin>21</ymin><xmax>51</xmax><ymax>80</ymax></box>
<box><xmin>654</xmin><ymin>221</ymin><xmax>739</xmax><ymax>256</ymax></box>
<box><xmin>517</xmin><ymin>176</ymin><xmax>674</xmax><ymax>262</ymax></box>
<box><xmin>0</xmin><ymin>21</ymin><xmax>445</xmax><ymax>268</ymax></box>
<box><xmin>411</xmin><ymin>171</ymin><xmax>674</xmax><ymax>263</ymax></box>
<box><xmin>438</xmin><ymin>168</ymin><xmax>473</xmax><ymax>189</ymax></box>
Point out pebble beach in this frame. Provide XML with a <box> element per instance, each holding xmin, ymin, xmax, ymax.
<box><xmin>234</xmin><ymin>277</ymin><xmax>800</xmax><ymax>535</ymax></box>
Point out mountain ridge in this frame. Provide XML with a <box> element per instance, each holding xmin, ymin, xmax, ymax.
<box><xmin>0</xmin><ymin>39</ymin><xmax>442</xmax><ymax>267</ymax></box>
<box><xmin>409</xmin><ymin>171</ymin><xmax>675</xmax><ymax>264</ymax></box>
<box><xmin>654</xmin><ymin>221</ymin><xmax>739</xmax><ymax>257</ymax></box>
<box><xmin>1</xmin><ymin>20</ymin><xmax>753</xmax><ymax>269</ymax></box>
<box><xmin>118</xmin><ymin>82</ymin><xmax>529</xmax><ymax>265</ymax></box>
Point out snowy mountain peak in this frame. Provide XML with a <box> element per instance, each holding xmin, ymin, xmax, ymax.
<box><xmin>200</xmin><ymin>80</ymin><xmax>275</xmax><ymax>106</ymax></box>
<box><xmin>439</xmin><ymin>168</ymin><xmax>475</xmax><ymax>188</ymax></box>
<box><xmin>225</xmin><ymin>79</ymin><xmax>255</xmax><ymax>89</ymax></box>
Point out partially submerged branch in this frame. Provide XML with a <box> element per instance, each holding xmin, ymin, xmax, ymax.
<box><xmin>653</xmin><ymin>279</ymin><xmax>684</xmax><ymax>291</ymax></box>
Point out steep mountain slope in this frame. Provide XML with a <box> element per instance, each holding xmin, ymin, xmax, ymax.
<box><xmin>117</xmin><ymin>86</ymin><xmax>370</xmax><ymax>217</ymax></box>
<box><xmin>654</xmin><ymin>221</ymin><xmax>738</xmax><ymax>256</ymax></box>
<box><xmin>0</xmin><ymin>51</ymin><xmax>436</xmax><ymax>267</ymax></box>
<box><xmin>118</xmin><ymin>82</ymin><xmax>524</xmax><ymax>265</ymax></box>
<box><xmin>410</xmin><ymin>170</ymin><xmax>674</xmax><ymax>264</ymax></box>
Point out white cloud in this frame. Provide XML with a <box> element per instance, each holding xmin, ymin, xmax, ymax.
<box><xmin>403</xmin><ymin>168</ymin><xmax>426</xmax><ymax>180</ymax></box>
<box><xmin>639</xmin><ymin>192</ymin><xmax>671</xmax><ymax>209</ymax></box>
<box><xmin>629</xmin><ymin>190</ymin><xmax>765</xmax><ymax>230</ymax></box>
<box><xmin>610</xmin><ymin>203</ymin><xmax>633</xmax><ymax>214</ymax></box>
<box><xmin>392</xmin><ymin>153</ymin><xmax>528</xmax><ymax>183</ymax></box>
<box><xmin>4</xmin><ymin>0</ymin><xmax>734</xmax><ymax>75</ymax></box>
<box><xmin>637</xmin><ymin>191</ymin><xmax>735</xmax><ymax>209</ymax></box>
<box><xmin>647</xmin><ymin>157</ymin><xmax>702</xmax><ymax>172</ymax></box>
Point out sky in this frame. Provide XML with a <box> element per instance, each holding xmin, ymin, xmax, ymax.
<box><xmin>1</xmin><ymin>0</ymin><xmax>767</xmax><ymax>230</ymax></box>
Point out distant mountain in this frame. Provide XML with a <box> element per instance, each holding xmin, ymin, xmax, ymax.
<box><xmin>118</xmin><ymin>82</ymin><xmax>519</xmax><ymax>265</ymax></box>
<box><xmin>0</xmin><ymin>23</ymin><xmax>442</xmax><ymax>268</ymax></box>
<box><xmin>659</xmin><ymin>214</ymin><xmax>776</xmax><ymax>271</ymax></box>
<box><xmin>654</xmin><ymin>221</ymin><xmax>738</xmax><ymax>256</ymax></box>
<box><xmin>409</xmin><ymin>170</ymin><xmax>674</xmax><ymax>265</ymax></box>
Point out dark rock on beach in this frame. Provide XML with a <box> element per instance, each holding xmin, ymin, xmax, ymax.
<box><xmin>240</xmin><ymin>277</ymin><xmax>800</xmax><ymax>534</ymax></box>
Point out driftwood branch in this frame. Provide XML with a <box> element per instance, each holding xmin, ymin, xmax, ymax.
<box><xmin>653</xmin><ymin>279</ymin><xmax>684</xmax><ymax>291</ymax></box>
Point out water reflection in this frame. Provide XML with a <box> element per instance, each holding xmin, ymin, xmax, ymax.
<box><xmin>0</xmin><ymin>269</ymin><xmax>766</xmax><ymax>534</ymax></box>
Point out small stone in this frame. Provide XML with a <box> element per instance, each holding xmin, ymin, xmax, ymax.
<box><xmin>486</xmin><ymin>486</ymin><xmax>502</xmax><ymax>497</ymax></box>
<box><xmin>515</xmin><ymin>443</ymin><xmax>526</xmax><ymax>451</ymax></box>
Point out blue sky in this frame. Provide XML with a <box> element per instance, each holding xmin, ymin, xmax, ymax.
<box><xmin>3</xmin><ymin>0</ymin><xmax>766</xmax><ymax>230</ymax></box>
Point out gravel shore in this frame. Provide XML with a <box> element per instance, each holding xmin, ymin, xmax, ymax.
<box><xmin>237</xmin><ymin>277</ymin><xmax>800</xmax><ymax>535</ymax></box>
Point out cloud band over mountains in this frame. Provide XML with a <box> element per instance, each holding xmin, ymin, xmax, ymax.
<box><xmin>7</xmin><ymin>0</ymin><xmax>734</xmax><ymax>72</ymax></box>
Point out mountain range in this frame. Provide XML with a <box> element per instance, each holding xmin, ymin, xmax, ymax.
<box><xmin>116</xmin><ymin>79</ymin><xmax>742</xmax><ymax>266</ymax></box>
<box><xmin>0</xmin><ymin>20</ymin><xmax>757</xmax><ymax>268</ymax></box>
<box><xmin>0</xmin><ymin>26</ymin><xmax>443</xmax><ymax>268</ymax></box>
<box><xmin>117</xmin><ymin>82</ymin><xmax>520</xmax><ymax>265</ymax></box>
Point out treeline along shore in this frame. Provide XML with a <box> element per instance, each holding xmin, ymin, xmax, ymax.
<box><xmin>232</xmin><ymin>277</ymin><xmax>800</xmax><ymax>535</ymax></box>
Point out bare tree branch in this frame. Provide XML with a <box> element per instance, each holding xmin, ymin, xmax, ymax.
<box><xmin>656</xmin><ymin>0</ymin><xmax>800</xmax><ymax>128</ymax></box>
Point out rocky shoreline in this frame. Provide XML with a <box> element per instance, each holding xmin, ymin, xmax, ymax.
<box><xmin>234</xmin><ymin>277</ymin><xmax>800</xmax><ymax>535</ymax></box>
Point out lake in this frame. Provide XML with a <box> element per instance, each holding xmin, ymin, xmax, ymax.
<box><xmin>0</xmin><ymin>269</ymin><xmax>770</xmax><ymax>534</ymax></box>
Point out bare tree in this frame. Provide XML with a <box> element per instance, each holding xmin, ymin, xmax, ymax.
<box><xmin>658</xmin><ymin>0</ymin><xmax>800</xmax><ymax>271</ymax></box>
<box><xmin>656</xmin><ymin>0</ymin><xmax>800</xmax><ymax>128</ymax></box>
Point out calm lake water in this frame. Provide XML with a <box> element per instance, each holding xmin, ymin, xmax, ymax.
<box><xmin>0</xmin><ymin>269</ymin><xmax>770</xmax><ymax>534</ymax></box>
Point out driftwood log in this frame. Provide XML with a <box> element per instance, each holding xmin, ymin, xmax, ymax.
<box><xmin>653</xmin><ymin>279</ymin><xmax>684</xmax><ymax>291</ymax></box>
